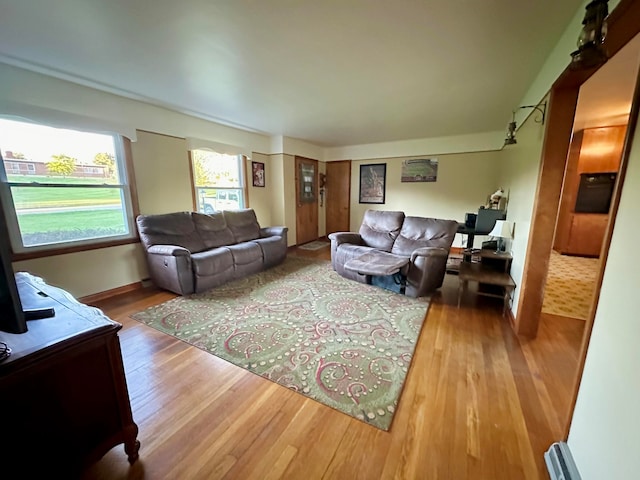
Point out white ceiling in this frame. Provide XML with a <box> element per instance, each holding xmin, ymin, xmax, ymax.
<box><xmin>0</xmin><ymin>0</ymin><xmax>586</xmax><ymax>147</ymax></box>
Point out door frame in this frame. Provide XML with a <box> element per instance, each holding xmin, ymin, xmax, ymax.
<box><xmin>513</xmin><ymin>0</ymin><xmax>640</xmax><ymax>437</ymax></box>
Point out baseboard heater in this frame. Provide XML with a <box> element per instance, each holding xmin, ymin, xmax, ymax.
<box><xmin>545</xmin><ymin>441</ymin><xmax>582</xmax><ymax>480</ymax></box>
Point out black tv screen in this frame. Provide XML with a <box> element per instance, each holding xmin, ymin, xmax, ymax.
<box><xmin>0</xmin><ymin>204</ymin><xmax>27</xmax><ymax>334</ymax></box>
<box><xmin>575</xmin><ymin>172</ymin><xmax>617</xmax><ymax>214</ymax></box>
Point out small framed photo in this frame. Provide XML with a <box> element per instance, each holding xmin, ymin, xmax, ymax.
<box><xmin>252</xmin><ymin>161</ymin><xmax>265</xmax><ymax>187</ymax></box>
<box><xmin>359</xmin><ymin>163</ymin><xmax>386</xmax><ymax>204</ymax></box>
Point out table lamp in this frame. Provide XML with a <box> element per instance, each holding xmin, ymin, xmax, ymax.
<box><xmin>488</xmin><ymin>220</ymin><xmax>514</xmax><ymax>252</ymax></box>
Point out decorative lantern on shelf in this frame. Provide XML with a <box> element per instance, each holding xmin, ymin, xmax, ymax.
<box><xmin>570</xmin><ymin>0</ymin><xmax>609</xmax><ymax>70</ymax></box>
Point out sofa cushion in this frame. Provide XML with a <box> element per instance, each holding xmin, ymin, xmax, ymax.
<box><xmin>136</xmin><ymin>212</ymin><xmax>206</xmax><ymax>253</ymax></box>
<box><xmin>224</xmin><ymin>209</ymin><xmax>261</xmax><ymax>243</ymax></box>
<box><xmin>226</xmin><ymin>242</ymin><xmax>263</xmax><ymax>266</ymax></box>
<box><xmin>191</xmin><ymin>247</ymin><xmax>234</xmax><ymax>277</ymax></box>
<box><xmin>391</xmin><ymin>217</ymin><xmax>458</xmax><ymax>256</ymax></box>
<box><xmin>252</xmin><ymin>236</ymin><xmax>286</xmax><ymax>268</ymax></box>
<box><xmin>192</xmin><ymin>212</ymin><xmax>236</xmax><ymax>249</ymax></box>
<box><xmin>227</xmin><ymin>242</ymin><xmax>264</xmax><ymax>278</ymax></box>
<box><xmin>358</xmin><ymin>210</ymin><xmax>405</xmax><ymax>252</ymax></box>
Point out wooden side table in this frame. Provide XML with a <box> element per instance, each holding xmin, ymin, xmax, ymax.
<box><xmin>0</xmin><ymin>273</ymin><xmax>140</xmax><ymax>476</ymax></box>
<box><xmin>457</xmin><ymin>251</ymin><xmax>516</xmax><ymax>315</ymax></box>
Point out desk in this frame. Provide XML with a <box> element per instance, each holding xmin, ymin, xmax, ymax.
<box><xmin>457</xmin><ymin>223</ymin><xmax>476</xmax><ymax>249</ymax></box>
<box><xmin>457</xmin><ymin>250</ymin><xmax>515</xmax><ymax>315</ymax></box>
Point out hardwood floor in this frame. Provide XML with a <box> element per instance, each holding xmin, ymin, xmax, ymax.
<box><xmin>81</xmin><ymin>247</ymin><xmax>583</xmax><ymax>479</ymax></box>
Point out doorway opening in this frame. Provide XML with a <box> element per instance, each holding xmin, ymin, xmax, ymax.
<box><xmin>542</xmin><ymin>35</ymin><xmax>640</xmax><ymax>326</ymax></box>
<box><xmin>517</xmin><ymin>8</ymin><xmax>640</xmax><ymax>438</ymax></box>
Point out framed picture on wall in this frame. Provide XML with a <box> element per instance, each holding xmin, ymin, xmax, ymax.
<box><xmin>359</xmin><ymin>163</ymin><xmax>386</xmax><ymax>204</ymax></box>
<box><xmin>252</xmin><ymin>161</ymin><xmax>265</xmax><ymax>187</ymax></box>
<box><xmin>401</xmin><ymin>158</ymin><xmax>438</xmax><ymax>182</ymax></box>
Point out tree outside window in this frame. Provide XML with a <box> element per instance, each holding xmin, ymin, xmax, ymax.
<box><xmin>191</xmin><ymin>150</ymin><xmax>245</xmax><ymax>213</ymax></box>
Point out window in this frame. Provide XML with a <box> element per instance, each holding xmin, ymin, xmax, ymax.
<box><xmin>5</xmin><ymin>162</ymin><xmax>19</xmax><ymax>174</ymax></box>
<box><xmin>0</xmin><ymin>118</ymin><xmax>138</xmax><ymax>256</ymax></box>
<box><xmin>190</xmin><ymin>149</ymin><xmax>245</xmax><ymax>213</ymax></box>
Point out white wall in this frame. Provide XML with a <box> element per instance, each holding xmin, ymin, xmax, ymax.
<box><xmin>326</xmin><ymin>131</ymin><xmax>504</xmax><ymax>162</ymax></box>
<box><xmin>282</xmin><ymin>154</ymin><xmax>297</xmax><ymax>245</ymax></box>
<box><xmin>131</xmin><ymin>131</ymin><xmax>193</xmax><ymax>214</ymax></box>
<box><xmin>267</xmin><ymin>153</ymin><xmax>297</xmax><ymax>246</ymax></box>
<box><xmin>566</xmin><ymin>111</ymin><xmax>640</xmax><ymax>479</ymax></box>
<box><xmin>13</xmin><ymin>243</ymin><xmax>148</xmax><ymax>300</ymax></box>
<box><xmin>497</xmin><ymin>109</ymin><xmax>546</xmax><ymax>317</ymax></box>
<box><xmin>246</xmin><ymin>152</ymin><xmax>273</xmax><ymax>227</ymax></box>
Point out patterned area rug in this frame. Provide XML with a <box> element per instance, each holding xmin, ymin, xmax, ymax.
<box><xmin>542</xmin><ymin>250</ymin><xmax>599</xmax><ymax>320</ymax></box>
<box><xmin>131</xmin><ymin>256</ymin><xmax>430</xmax><ymax>430</ymax></box>
<box><xmin>297</xmin><ymin>240</ymin><xmax>330</xmax><ymax>250</ymax></box>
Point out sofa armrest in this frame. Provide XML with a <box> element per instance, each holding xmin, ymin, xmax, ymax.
<box><xmin>328</xmin><ymin>232</ymin><xmax>363</xmax><ymax>246</ymax></box>
<box><xmin>256</xmin><ymin>227</ymin><xmax>288</xmax><ymax>267</ymax></box>
<box><xmin>410</xmin><ymin>246</ymin><xmax>449</xmax><ymax>262</ymax></box>
<box><xmin>404</xmin><ymin>247</ymin><xmax>450</xmax><ymax>297</ymax></box>
<box><xmin>147</xmin><ymin>244</ymin><xmax>191</xmax><ymax>257</ymax></box>
<box><xmin>143</xmin><ymin>245</ymin><xmax>194</xmax><ymax>295</ymax></box>
<box><xmin>328</xmin><ymin>232</ymin><xmax>364</xmax><ymax>272</ymax></box>
<box><xmin>260</xmin><ymin>226</ymin><xmax>288</xmax><ymax>238</ymax></box>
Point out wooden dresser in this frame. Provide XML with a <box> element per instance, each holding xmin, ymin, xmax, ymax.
<box><xmin>0</xmin><ymin>273</ymin><xmax>139</xmax><ymax>477</ymax></box>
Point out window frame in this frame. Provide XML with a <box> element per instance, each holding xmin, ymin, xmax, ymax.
<box><xmin>0</xmin><ymin>124</ymin><xmax>140</xmax><ymax>261</ymax></box>
<box><xmin>188</xmin><ymin>150</ymin><xmax>248</xmax><ymax>214</ymax></box>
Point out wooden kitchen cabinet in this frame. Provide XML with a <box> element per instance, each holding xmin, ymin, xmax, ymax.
<box><xmin>565</xmin><ymin>213</ymin><xmax>609</xmax><ymax>257</ymax></box>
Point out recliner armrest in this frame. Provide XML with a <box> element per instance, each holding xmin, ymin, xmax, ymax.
<box><xmin>147</xmin><ymin>244</ymin><xmax>191</xmax><ymax>257</ymax></box>
<box><xmin>260</xmin><ymin>226</ymin><xmax>288</xmax><ymax>238</ymax></box>
<box><xmin>410</xmin><ymin>246</ymin><xmax>449</xmax><ymax>262</ymax></box>
<box><xmin>328</xmin><ymin>232</ymin><xmax>363</xmax><ymax>246</ymax></box>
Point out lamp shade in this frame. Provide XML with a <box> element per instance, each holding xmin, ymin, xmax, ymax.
<box><xmin>488</xmin><ymin>220</ymin><xmax>514</xmax><ymax>239</ymax></box>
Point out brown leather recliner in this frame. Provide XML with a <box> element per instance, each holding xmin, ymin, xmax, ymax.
<box><xmin>136</xmin><ymin>209</ymin><xmax>288</xmax><ymax>295</ymax></box>
<box><xmin>328</xmin><ymin>209</ymin><xmax>457</xmax><ymax>297</ymax></box>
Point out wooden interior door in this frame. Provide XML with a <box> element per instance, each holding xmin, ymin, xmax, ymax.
<box><xmin>295</xmin><ymin>156</ymin><xmax>319</xmax><ymax>245</ymax></box>
<box><xmin>325</xmin><ymin>160</ymin><xmax>351</xmax><ymax>234</ymax></box>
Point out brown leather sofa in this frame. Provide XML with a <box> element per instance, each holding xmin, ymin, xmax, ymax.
<box><xmin>328</xmin><ymin>210</ymin><xmax>458</xmax><ymax>297</ymax></box>
<box><xmin>136</xmin><ymin>209</ymin><xmax>288</xmax><ymax>295</ymax></box>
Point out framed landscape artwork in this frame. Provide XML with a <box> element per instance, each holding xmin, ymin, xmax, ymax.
<box><xmin>252</xmin><ymin>161</ymin><xmax>265</xmax><ymax>187</ymax></box>
<box><xmin>359</xmin><ymin>163</ymin><xmax>386</xmax><ymax>204</ymax></box>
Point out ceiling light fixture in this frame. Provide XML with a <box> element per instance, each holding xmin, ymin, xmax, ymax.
<box><xmin>503</xmin><ymin>101</ymin><xmax>547</xmax><ymax>147</ymax></box>
<box><xmin>570</xmin><ymin>0</ymin><xmax>609</xmax><ymax>70</ymax></box>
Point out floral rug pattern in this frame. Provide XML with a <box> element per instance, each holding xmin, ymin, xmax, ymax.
<box><xmin>131</xmin><ymin>256</ymin><xmax>430</xmax><ymax>430</ymax></box>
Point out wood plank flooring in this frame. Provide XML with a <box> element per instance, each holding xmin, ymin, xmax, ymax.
<box><xmin>81</xmin><ymin>247</ymin><xmax>584</xmax><ymax>479</ymax></box>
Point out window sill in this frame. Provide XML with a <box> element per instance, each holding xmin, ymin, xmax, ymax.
<box><xmin>12</xmin><ymin>236</ymin><xmax>140</xmax><ymax>262</ymax></box>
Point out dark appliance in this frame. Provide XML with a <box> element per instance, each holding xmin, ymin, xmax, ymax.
<box><xmin>475</xmin><ymin>208</ymin><xmax>506</xmax><ymax>234</ymax></box>
<box><xmin>0</xmin><ymin>197</ymin><xmax>27</xmax><ymax>334</ymax></box>
<box><xmin>575</xmin><ymin>172</ymin><xmax>617</xmax><ymax>214</ymax></box>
